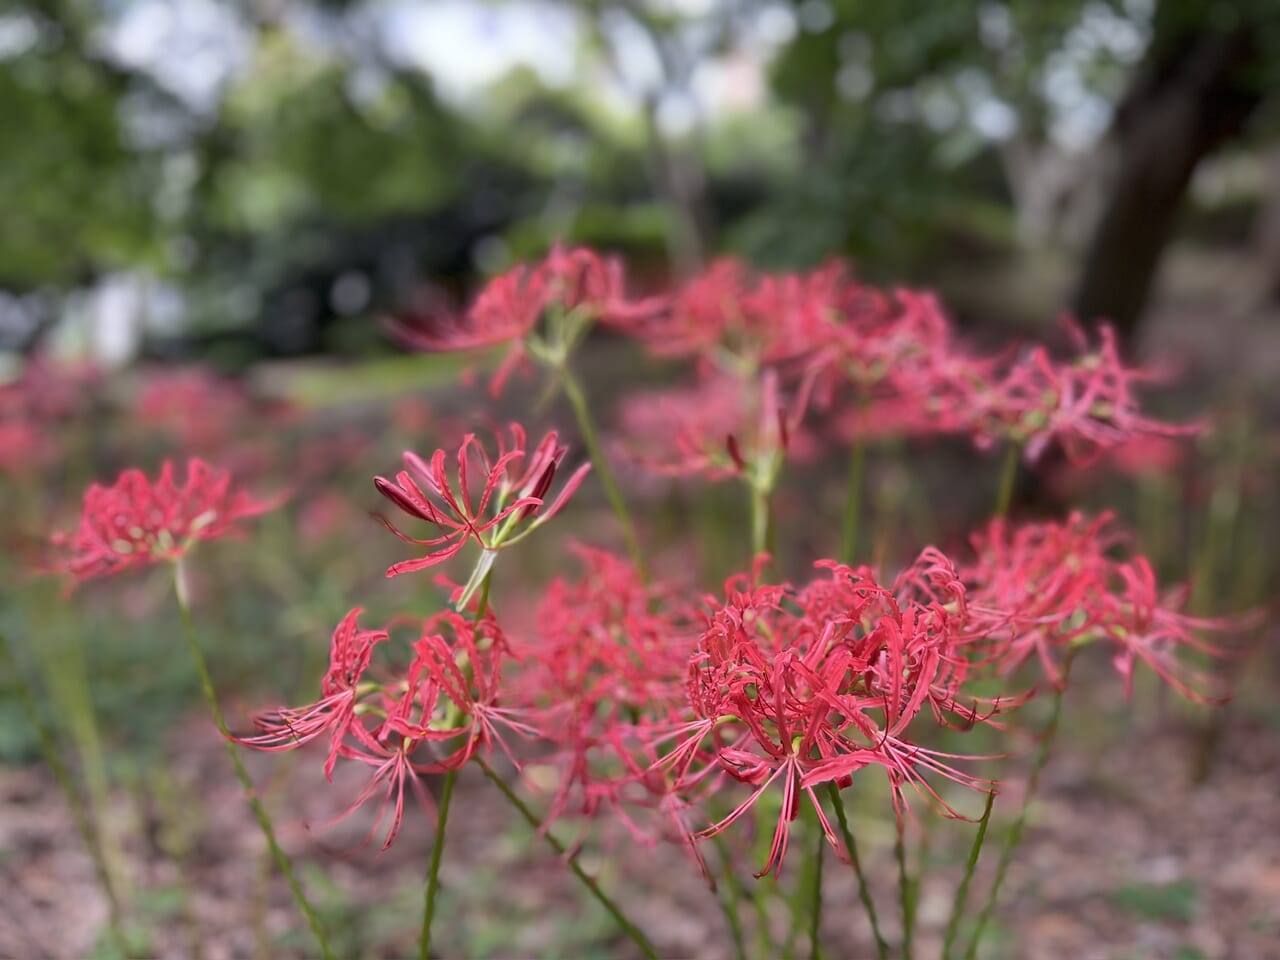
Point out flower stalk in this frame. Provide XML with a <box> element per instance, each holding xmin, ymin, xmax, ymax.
<box><xmin>827</xmin><ymin>783</ymin><xmax>888</xmax><ymax>960</ymax></box>
<box><xmin>419</xmin><ymin>571</ymin><xmax>492</xmax><ymax>959</ymax></box>
<box><xmin>941</xmin><ymin>789</ymin><xmax>996</xmax><ymax>959</ymax></box>
<box><xmin>964</xmin><ymin>655</ymin><xmax>1075</xmax><ymax>959</ymax></box>
<box><xmin>994</xmin><ymin>443</ymin><xmax>1019</xmax><ymax>519</ymax></box>
<box><xmin>475</xmin><ymin>756</ymin><xmax>659</xmax><ymax>959</ymax></box>
<box><xmin>172</xmin><ymin>561</ymin><xmax>334</xmax><ymax>960</ymax></box>
<box><xmin>0</xmin><ymin>630</ymin><xmax>131</xmax><ymax>959</ymax></box>
<box><xmin>839</xmin><ymin>398</ymin><xmax>869</xmax><ymax>563</ymax></box>
<box><xmin>560</xmin><ymin>365</ymin><xmax>648</xmax><ymax>581</ymax></box>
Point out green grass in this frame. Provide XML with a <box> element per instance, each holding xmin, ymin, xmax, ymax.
<box><xmin>1111</xmin><ymin>879</ymin><xmax>1198</xmax><ymax>923</ymax></box>
<box><xmin>277</xmin><ymin>352</ymin><xmax>476</xmax><ymax>409</ymax></box>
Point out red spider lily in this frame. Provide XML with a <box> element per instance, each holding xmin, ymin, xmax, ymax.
<box><xmin>134</xmin><ymin>367</ymin><xmax>260</xmax><ymax>453</ymax></box>
<box><xmin>805</xmin><ymin>288</ymin><xmax>954</xmax><ymax>393</ymax></box>
<box><xmin>374</xmin><ymin>424</ymin><xmax>590</xmax><ymax>597</ymax></box>
<box><xmin>962</xmin><ymin>319</ymin><xmax>1203</xmax><ymax>466</ymax></box>
<box><xmin>0</xmin><ymin>418</ymin><xmax>53</xmax><ymax>477</ymax></box>
<box><xmin>616</xmin><ymin>369</ymin><xmax>815</xmax><ymax>485</ymax></box>
<box><xmin>623</xmin><ymin>258</ymin><xmax>858</xmax><ymax>373</ymax></box>
<box><xmin>51</xmin><ymin>459</ymin><xmax>277</xmax><ymax>582</ymax></box>
<box><xmin>383</xmin><ymin>609</ymin><xmax>537</xmax><ymax>771</ymax></box>
<box><xmin>622</xmin><ymin>258</ymin><xmax>753</xmax><ymax>362</ymax></box>
<box><xmin>397</xmin><ymin>264</ymin><xmax>547</xmax><ymax>355</ymax></box>
<box><xmin>235</xmin><ymin>609</ymin><xmax>389</xmax><ymax>780</ymax></box>
<box><xmin>798</xmin><ymin>288</ymin><xmax>984</xmax><ymax>445</ymax></box>
<box><xmin>240</xmin><ymin>608</ymin><xmax>533</xmax><ymax>851</ymax></box>
<box><xmin>657</xmin><ymin>554</ymin><xmax>1005</xmax><ymax>877</ymax></box>
<box><xmin>537</xmin><ymin>244</ymin><xmax>667</xmax><ymax>328</ymax></box>
<box><xmin>321</xmin><ymin>735</ymin><xmax>443</xmax><ymax>853</ymax></box>
<box><xmin>963</xmin><ymin>512</ymin><xmax>1240</xmax><ymax>701</ymax></box>
<box><xmin>331</xmin><ymin>612</ymin><xmax>532</xmax><ymax>851</ymax></box>
<box><xmin>3</xmin><ymin>354</ymin><xmax>102</xmax><ymax>423</ymax></box>
<box><xmin>2</xmin><ymin>357</ymin><xmax>105</xmax><ymax>477</ymax></box>
<box><xmin>507</xmin><ymin>546</ymin><xmax>696</xmax><ymax>834</ymax></box>
<box><xmin>393</xmin><ymin>245</ymin><xmax>662</xmax><ymax>395</ymax></box>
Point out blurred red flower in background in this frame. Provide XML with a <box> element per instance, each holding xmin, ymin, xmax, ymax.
<box><xmin>51</xmin><ymin>458</ymin><xmax>276</xmax><ymax>582</ymax></box>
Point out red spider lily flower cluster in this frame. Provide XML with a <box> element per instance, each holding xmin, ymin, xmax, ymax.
<box><xmin>134</xmin><ymin>367</ymin><xmax>256</xmax><ymax>453</ymax></box>
<box><xmin>396</xmin><ymin>249</ymin><xmax>1197</xmax><ymax>482</ymax></box>
<box><xmin>239</xmin><ymin>606</ymin><xmax>532</xmax><ymax>851</ymax></box>
<box><xmin>959</xmin><ymin>319</ymin><xmax>1202</xmax><ymax>466</ymax></box>
<box><xmin>51</xmin><ymin>459</ymin><xmax>276</xmax><ymax>582</ymax></box>
<box><xmin>506</xmin><ymin>546</ymin><xmax>697</xmax><ymax>851</ymax></box>
<box><xmin>374</xmin><ymin>424</ymin><xmax>589</xmax><ymax>602</ymax></box>
<box><xmin>394</xmin><ymin>245</ymin><xmax>664</xmax><ymax>395</ymax></box>
<box><xmin>212</xmin><ymin>248</ymin><xmax>1246</xmax><ymax>918</ymax></box>
<box><xmin>647</xmin><ymin>551</ymin><xmax>1014</xmax><ymax>878</ymax></box>
<box><xmin>0</xmin><ymin>418</ymin><xmax>52</xmax><ymax>477</ymax></box>
<box><xmin>0</xmin><ymin>357</ymin><xmax>103</xmax><ymax>477</ymax></box>
<box><xmin>963</xmin><ymin>512</ymin><xmax>1235</xmax><ymax>700</ymax></box>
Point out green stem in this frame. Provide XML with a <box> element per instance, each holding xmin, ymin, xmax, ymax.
<box><xmin>560</xmin><ymin>367</ymin><xmax>648</xmax><ymax>581</ymax></box>
<box><xmin>784</xmin><ymin>805</ymin><xmax>820</xmax><ymax>959</ymax></box>
<box><xmin>172</xmin><ymin>563</ymin><xmax>334</xmax><ymax>960</ymax></box>
<box><xmin>750</xmin><ymin>483</ymin><xmax>774</xmax><ymax>559</ymax></box>
<box><xmin>475</xmin><ymin>756</ymin><xmax>659</xmax><ymax>959</ymax></box>
<box><xmin>0</xmin><ymin>631</ymin><xmax>131</xmax><ymax>959</ymax></box>
<box><xmin>964</xmin><ymin>658</ymin><xmax>1073</xmax><ymax>959</ymax></box>
<box><xmin>839</xmin><ymin>414</ymin><xmax>868</xmax><ymax>564</ymax></box>
<box><xmin>809</xmin><ymin>824</ymin><xmax>825</xmax><ymax>959</ymax></box>
<box><xmin>420</xmin><ymin>570</ymin><xmax>491</xmax><ymax>959</ymax></box>
<box><xmin>709</xmin><ymin>834</ymin><xmax>749</xmax><ymax>960</ymax></box>
<box><xmin>37</xmin><ymin>606</ymin><xmax>130</xmax><ymax>909</ymax></box>
<box><xmin>941</xmin><ymin>789</ymin><xmax>996</xmax><ymax>960</ymax></box>
<box><xmin>251</xmin><ymin>846</ymin><xmax>271</xmax><ymax>960</ymax></box>
<box><xmin>994</xmin><ymin>444</ymin><xmax>1020</xmax><ymax>519</ymax></box>
<box><xmin>895</xmin><ymin>828</ymin><xmax>915</xmax><ymax>960</ymax></box>
<box><xmin>419</xmin><ymin>768</ymin><xmax>457</xmax><ymax>960</ymax></box>
<box><xmin>826</xmin><ymin>783</ymin><xmax>888</xmax><ymax>960</ymax></box>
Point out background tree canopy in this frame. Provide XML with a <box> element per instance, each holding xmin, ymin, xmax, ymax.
<box><xmin>2</xmin><ymin>0</ymin><xmax>1278</xmax><ymax>366</ymax></box>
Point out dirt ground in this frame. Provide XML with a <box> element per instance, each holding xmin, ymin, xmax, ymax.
<box><xmin>2</xmin><ymin>681</ymin><xmax>1278</xmax><ymax>960</ymax></box>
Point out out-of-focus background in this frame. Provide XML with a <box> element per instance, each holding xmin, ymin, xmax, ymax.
<box><xmin>2</xmin><ymin>2</ymin><xmax>1279</xmax><ymax>958</ymax></box>
<box><xmin>4</xmin><ymin>0</ymin><xmax>1280</xmax><ymax>374</ymax></box>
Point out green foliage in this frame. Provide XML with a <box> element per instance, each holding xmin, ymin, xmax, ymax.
<box><xmin>1111</xmin><ymin>879</ymin><xmax>1199</xmax><ymax>923</ymax></box>
<box><xmin>207</xmin><ymin>31</ymin><xmax>466</xmax><ymax>232</ymax></box>
<box><xmin>0</xmin><ymin>11</ymin><xmax>157</xmax><ymax>287</ymax></box>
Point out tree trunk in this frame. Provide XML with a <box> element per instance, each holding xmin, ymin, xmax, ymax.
<box><xmin>1071</xmin><ymin>7</ymin><xmax>1263</xmax><ymax>345</ymax></box>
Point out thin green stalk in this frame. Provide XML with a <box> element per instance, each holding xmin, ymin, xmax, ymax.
<box><xmin>475</xmin><ymin>756</ymin><xmax>659</xmax><ymax>959</ymax></box>
<box><xmin>941</xmin><ymin>789</ymin><xmax>996</xmax><ymax>959</ymax></box>
<box><xmin>419</xmin><ymin>768</ymin><xmax>456</xmax><ymax>960</ymax></box>
<box><xmin>420</xmin><ymin>571</ymin><xmax>491</xmax><ymax>959</ymax></box>
<box><xmin>826</xmin><ymin>783</ymin><xmax>888</xmax><ymax>960</ymax></box>
<box><xmin>750</xmin><ymin>484</ymin><xmax>774</xmax><ymax>559</ymax></box>
<box><xmin>994</xmin><ymin>444</ymin><xmax>1020</xmax><ymax>519</ymax></box>
<box><xmin>709</xmin><ymin>834</ymin><xmax>749</xmax><ymax>960</ymax></box>
<box><xmin>895</xmin><ymin>828</ymin><xmax>915</xmax><ymax>960</ymax></box>
<box><xmin>251</xmin><ymin>846</ymin><xmax>271</xmax><ymax>960</ymax></box>
<box><xmin>839</xmin><ymin>414</ymin><xmax>868</xmax><ymax>564</ymax></box>
<box><xmin>560</xmin><ymin>367</ymin><xmax>647</xmax><ymax>581</ymax></box>
<box><xmin>172</xmin><ymin>564</ymin><xmax>334</xmax><ymax>960</ymax></box>
<box><xmin>809</xmin><ymin>824</ymin><xmax>825</xmax><ymax>959</ymax></box>
<box><xmin>964</xmin><ymin>659</ymin><xmax>1073</xmax><ymax>959</ymax></box>
<box><xmin>37</xmin><ymin>608</ymin><xmax>130</xmax><ymax>908</ymax></box>
<box><xmin>0</xmin><ymin>631</ymin><xmax>131</xmax><ymax>959</ymax></box>
<box><xmin>784</xmin><ymin>807</ymin><xmax>822</xmax><ymax>960</ymax></box>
